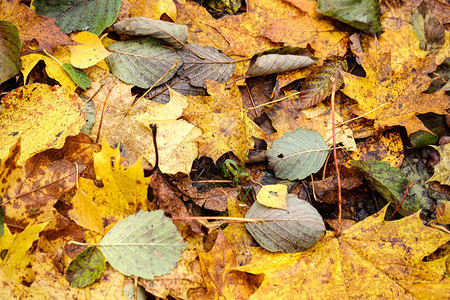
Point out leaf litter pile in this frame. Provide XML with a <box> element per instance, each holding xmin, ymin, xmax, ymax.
<box><xmin>1</xmin><ymin>0</ymin><xmax>450</xmax><ymax>299</ymax></box>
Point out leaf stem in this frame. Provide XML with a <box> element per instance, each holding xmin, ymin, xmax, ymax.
<box><xmin>330</xmin><ymin>77</ymin><xmax>342</xmax><ymax>236</ymax></box>
<box><xmin>387</xmin><ymin>181</ymin><xmax>415</xmax><ymax>221</ymax></box>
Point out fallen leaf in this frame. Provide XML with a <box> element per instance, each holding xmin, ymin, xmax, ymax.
<box><xmin>129</xmin><ymin>0</ymin><xmax>177</xmax><ymax>21</ymax></box>
<box><xmin>0</xmin><ymin>140</ymin><xmax>25</xmax><ymax>206</ymax></box>
<box><xmin>70</xmin><ymin>138</ymin><xmax>150</xmax><ymax>228</ymax></box>
<box><xmin>0</xmin><ymin>0</ymin><xmax>75</xmax><ymax>53</ymax></box>
<box><xmin>341</xmin><ymin>43</ymin><xmax>449</xmax><ymax>135</ymax></box>
<box><xmin>69</xmin><ymin>31</ymin><xmax>110</xmax><ymax>68</ymax></box>
<box><xmin>65</xmin><ymin>246</ymin><xmax>106</xmax><ymax>288</ymax></box>
<box><xmin>21</xmin><ymin>47</ymin><xmax>77</xmax><ymax>91</ymax></box>
<box><xmin>113</xmin><ymin>17</ymin><xmax>187</xmax><ymax>48</ymax></box>
<box><xmin>256</xmin><ymin>184</ymin><xmax>288</xmax><ymax>210</ymax></box>
<box><xmin>237</xmin><ymin>206</ymin><xmax>450</xmax><ymax>299</ymax></box>
<box><xmin>426</xmin><ymin>143</ymin><xmax>450</xmax><ymax>186</ymax></box>
<box><xmin>0</xmin><ymin>221</ymin><xmax>49</xmax><ymax>283</ymax></box>
<box><xmin>411</xmin><ymin>1</ymin><xmax>445</xmax><ymax>54</ymax></box>
<box><xmin>0</xmin><ymin>21</ymin><xmax>21</xmax><ymax>84</ymax></box>
<box><xmin>435</xmin><ymin>201</ymin><xmax>450</xmax><ymax>224</ymax></box>
<box><xmin>262</xmin><ymin>0</ymin><xmax>349</xmax><ymax>58</ymax></box>
<box><xmin>196</xmin><ymin>230</ymin><xmax>262</xmax><ymax>299</ymax></box>
<box><xmin>0</xmin><ymin>83</ymin><xmax>84</xmax><ymax>164</ymax></box>
<box><xmin>33</xmin><ymin>0</ymin><xmax>121</xmax><ymax>35</ymax></box>
<box><xmin>183</xmin><ymin>80</ymin><xmax>266</xmax><ymax>161</ymax></box>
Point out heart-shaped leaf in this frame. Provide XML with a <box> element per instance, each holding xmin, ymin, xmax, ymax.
<box><xmin>99</xmin><ymin>210</ymin><xmax>186</xmax><ymax>280</ymax></box>
<box><xmin>266</xmin><ymin>128</ymin><xmax>329</xmax><ymax>180</ymax></box>
<box><xmin>245</xmin><ymin>194</ymin><xmax>325</xmax><ymax>253</ymax></box>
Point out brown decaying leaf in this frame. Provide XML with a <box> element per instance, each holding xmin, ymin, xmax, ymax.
<box><xmin>299</xmin><ymin>57</ymin><xmax>348</xmax><ymax>109</ymax></box>
<box><xmin>3</xmin><ymin>145</ymin><xmax>77</xmax><ymax>228</ymax></box>
<box><xmin>0</xmin><ymin>0</ymin><xmax>75</xmax><ymax>54</ymax></box>
<box><xmin>150</xmin><ymin>170</ymin><xmax>203</xmax><ymax>235</ymax></box>
<box><xmin>145</xmin><ymin>75</ymin><xmax>207</xmax><ymax>104</ymax></box>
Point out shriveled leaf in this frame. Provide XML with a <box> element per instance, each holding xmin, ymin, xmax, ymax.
<box><xmin>435</xmin><ymin>201</ymin><xmax>450</xmax><ymax>225</ymax></box>
<box><xmin>177</xmin><ymin>43</ymin><xmax>235</xmax><ymax>88</ymax></box>
<box><xmin>266</xmin><ymin>128</ymin><xmax>329</xmax><ymax>181</ymax></box>
<box><xmin>113</xmin><ymin>17</ymin><xmax>187</xmax><ymax>49</ymax></box>
<box><xmin>99</xmin><ymin>210</ymin><xmax>186</xmax><ymax>280</ymax></box>
<box><xmin>299</xmin><ymin>57</ymin><xmax>347</xmax><ymax>109</ymax></box>
<box><xmin>411</xmin><ymin>1</ymin><xmax>445</xmax><ymax>55</ymax></box>
<box><xmin>33</xmin><ymin>0</ymin><xmax>121</xmax><ymax>35</ymax></box>
<box><xmin>316</xmin><ymin>0</ymin><xmax>381</xmax><ymax>35</ymax></box>
<box><xmin>238</xmin><ymin>205</ymin><xmax>450</xmax><ymax>298</ymax></box>
<box><xmin>426</xmin><ymin>143</ymin><xmax>450</xmax><ymax>186</ymax></box>
<box><xmin>256</xmin><ymin>184</ymin><xmax>288</xmax><ymax>210</ymax></box>
<box><xmin>207</xmin><ymin>0</ymin><xmax>242</xmax><ymax>14</ymax></box>
<box><xmin>0</xmin><ymin>83</ymin><xmax>85</xmax><ymax>164</ymax></box>
<box><xmin>62</xmin><ymin>63</ymin><xmax>91</xmax><ymax>90</ymax></box>
<box><xmin>145</xmin><ymin>75</ymin><xmax>207</xmax><ymax>104</ymax></box>
<box><xmin>246</xmin><ymin>47</ymin><xmax>317</xmax><ymax>77</ymax></box>
<box><xmin>66</xmin><ymin>246</ymin><xmax>106</xmax><ymax>288</ymax></box>
<box><xmin>245</xmin><ymin>194</ymin><xmax>325</xmax><ymax>253</ymax></box>
<box><xmin>351</xmin><ymin>160</ymin><xmax>428</xmax><ymax>216</ymax></box>
<box><xmin>105</xmin><ymin>37</ymin><xmax>181</xmax><ymax>88</ymax></box>
<box><xmin>0</xmin><ymin>21</ymin><xmax>21</xmax><ymax>84</ymax></box>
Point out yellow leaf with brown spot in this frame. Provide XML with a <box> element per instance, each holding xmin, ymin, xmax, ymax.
<box><xmin>0</xmin><ymin>83</ymin><xmax>84</xmax><ymax>164</ymax></box>
<box><xmin>0</xmin><ymin>139</ymin><xmax>24</xmax><ymax>205</ymax></box>
<box><xmin>69</xmin><ymin>31</ymin><xmax>110</xmax><ymax>69</ymax></box>
<box><xmin>0</xmin><ymin>221</ymin><xmax>49</xmax><ymax>283</ymax></box>
<box><xmin>256</xmin><ymin>184</ymin><xmax>288</xmax><ymax>210</ymax></box>
<box><xmin>237</xmin><ymin>206</ymin><xmax>450</xmax><ymax>299</ymax></box>
<box><xmin>183</xmin><ymin>81</ymin><xmax>266</xmax><ymax>161</ymax></box>
<box><xmin>21</xmin><ymin>47</ymin><xmax>76</xmax><ymax>91</ymax></box>
<box><xmin>341</xmin><ymin>45</ymin><xmax>448</xmax><ymax>135</ymax></box>
<box><xmin>70</xmin><ymin>139</ymin><xmax>150</xmax><ymax>227</ymax></box>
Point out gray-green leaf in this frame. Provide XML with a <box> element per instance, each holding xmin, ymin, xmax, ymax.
<box><xmin>267</xmin><ymin>129</ymin><xmax>329</xmax><ymax>181</ymax></box>
<box><xmin>245</xmin><ymin>194</ymin><xmax>325</xmax><ymax>253</ymax></box>
<box><xmin>105</xmin><ymin>37</ymin><xmax>182</xmax><ymax>88</ymax></box>
<box><xmin>0</xmin><ymin>21</ymin><xmax>22</xmax><ymax>85</ymax></box>
<box><xmin>246</xmin><ymin>47</ymin><xmax>316</xmax><ymax>77</ymax></box>
<box><xmin>113</xmin><ymin>17</ymin><xmax>187</xmax><ymax>49</ymax></box>
<box><xmin>99</xmin><ymin>210</ymin><xmax>186</xmax><ymax>280</ymax></box>
<box><xmin>33</xmin><ymin>0</ymin><xmax>121</xmax><ymax>35</ymax></box>
<box><xmin>66</xmin><ymin>246</ymin><xmax>106</xmax><ymax>288</ymax></box>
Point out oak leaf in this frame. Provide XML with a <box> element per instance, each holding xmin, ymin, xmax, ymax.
<box><xmin>237</xmin><ymin>206</ymin><xmax>450</xmax><ymax>299</ymax></box>
<box><xmin>341</xmin><ymin>45</ymin><xmax>449</xmax><ymax>135</ymax></box>
<box><xmin>183</xmin><ymin>80</ymin><xmax>266</xmax><ymax>161</ymax></box>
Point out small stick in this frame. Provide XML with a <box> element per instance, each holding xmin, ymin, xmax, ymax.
<box><xmin>387</xmin><ymin>181</ymin><xmax>415</xmax><ymax>221</ymax></box>
<box><xmin>330</xmin><ymin>77</ymin><xmax>342</xmax><ymax>236</ymax></box>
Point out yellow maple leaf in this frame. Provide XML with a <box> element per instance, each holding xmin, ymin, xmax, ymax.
<box><xmin>237</xmin><ymin>206</ymin><xmax>450</xmax><ymax>299</ymax></box>
<box><xmin>70</xmin><ymin>138</ymin><xmax>150</xmax><ymax>228</ymax></box>
<box><xmin>0</xmin><ymin>221</ymin><xmax>49</xmax><ymax>283</ymax></box>
<box><xmin>21</xmin><ymin>47</ymin><xmax>76</xmax><ymax>91</ymax></box>
<box><xmin>129</xmin><ymin>0</ymin><xmax>177</xmax><ymax>21</ymax></box>
<box><xmin>69</xmin><ymin>31</ymin><xmax>110</xmax><ymax>69</ymax></box>
<box><xmin>183</xmin><ymin>80</ymin><xmax>266</xmax><ymax>161</ymax></box>
<box><xmin>0</xmin><ymin>83</ymin><xmax>84</xmax><ymax>164</ymax></box>
<box><xmin>341</xmin><ymin>44</ymin><xmax>448</xmax><ymax>135</ymax></box>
